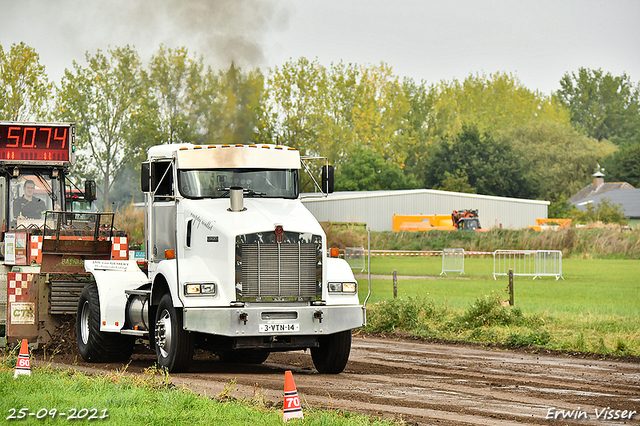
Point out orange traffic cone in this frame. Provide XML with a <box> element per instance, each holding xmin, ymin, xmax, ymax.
<box><xmin>14</xmin><ymin>339</ymin><xmax>31</xmax><ymax>378</ymax></box>
<box><xmin>283</xmin><ymin>370</ymin><xmax>303</xmax><ymax>422</ymax></box>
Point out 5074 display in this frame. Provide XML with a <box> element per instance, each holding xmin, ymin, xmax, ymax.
<box><xmin>0</xmin><ymin>123</ymin><xmax>74</xmax><ymax>163</ymax></box>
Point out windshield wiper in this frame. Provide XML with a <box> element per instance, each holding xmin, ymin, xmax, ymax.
<box><xmin>35</xmin><ymin>172</ymin><xmax>58</xmax><ymax>204</ymax></box>
<box><xmin>217</xmin><ymin>187</ymin><xmax>267</xmax><ymax>198</ymax></box>
<box><xmin>244</xmin><ymin>188</ymin><xmax>266</xmax><ymax>197</ymax></box>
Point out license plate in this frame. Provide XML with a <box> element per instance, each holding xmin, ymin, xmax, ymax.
<box><xmin>259</xmin><ymin>323</ymin><xmax>300</xmax><ymax>333</ymax></box>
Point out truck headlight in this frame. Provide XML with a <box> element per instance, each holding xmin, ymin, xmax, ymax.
<box><xmin>328</xmin><ymin>282</ymin><xmax>357</xmax><ymax>293</ymax></box>
<box><xmin>328</xmin><ymin>282</ymin><xmax>341</xmax><ymax>292</ymax></box>
<box><xmin>342</xmin><ymin>282</ymin><xmax>357</xmax><ymax>293</ymax></box>
<box><xmin>201</xmin><ymin>284</ymin><xmax>216</xmax><ymax>294</ymax></box>
<box><xmin>186</xmin><ymin>284</ymin><xmax>200</xmax><ymax>294</ymax></box>
<box><xmin>184</xmin><ymin>283</ymin><xmax>217</xmax><ymax>296</ymax></box>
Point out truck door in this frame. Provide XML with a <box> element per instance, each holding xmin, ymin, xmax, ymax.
<box><xmin>150</xmin><ymin>161</ymin><xmax>176</xmax><ymax>261</ymax></box>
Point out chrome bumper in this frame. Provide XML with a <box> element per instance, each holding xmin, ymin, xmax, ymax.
<box><xmin>183</xmin><ymin>304</ymin><xmax>365</xmax><ymax>337</ymax></box>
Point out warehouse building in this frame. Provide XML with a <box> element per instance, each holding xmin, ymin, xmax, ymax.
<box><xmin>301</xmin><ymin>189</ymin><xmax>549</xmax><ymax>232</ymax></box>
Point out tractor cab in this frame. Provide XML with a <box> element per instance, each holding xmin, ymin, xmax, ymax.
<box><xmin>451</xmin><ymin>209</ymin><xmax>485</xmax><ymax>231</ymax></box>
<box><xmin>456</xmin><ymin>217</ymin><xmax>481</xmax><ymax>231</ymax></box>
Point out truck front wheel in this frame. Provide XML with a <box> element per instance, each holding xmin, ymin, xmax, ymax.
<box><xmin>311</xmin><ymin>330</ymin><xmax>352</xmax><ymax>374</ymax></box>
<box><xmin>154</xmin><ymin>294</ymin><xmax>194</xmax><ymax>372</ymax></box>
<box><xmin>76</xmin><ymin>283</ymin><xmax>134</xmax><ymax>362</ymax></box>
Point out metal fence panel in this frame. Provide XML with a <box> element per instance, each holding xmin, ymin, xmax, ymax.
<box><xmin>535</xmin><ymin>250</ymin><xmax>563</xmax><ymax>278</ymax></box>
<box><xmin>441</xmin><ymin>248</ymin><xmax>465</xmax><ymax>275</ymax></box>
<box><xmin>345</xmin><ymin>247</ymin><xmax>366</xmax><ymax>272</ymax></box>
<box><xmin>493</xmin><ymin>250</ymin><xmax>563</xmax><ymax>280</ymax></box>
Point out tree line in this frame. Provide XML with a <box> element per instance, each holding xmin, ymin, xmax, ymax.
<box><xmin>1</xmin><ymin>42</ymin><xmax>639</xmax><ymax>213</ymax></box>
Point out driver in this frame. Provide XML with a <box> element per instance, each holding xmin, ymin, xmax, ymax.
<box><xmin>13</xmin><ymin>179</ymin><xmax>45</xmax><ymax>219</ymax></box>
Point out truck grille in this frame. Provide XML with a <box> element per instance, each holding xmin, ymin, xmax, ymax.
<box><xmin>235</xmin><ymin>232</ymin><xmax>322</xmax><ymax>301</ymax></box>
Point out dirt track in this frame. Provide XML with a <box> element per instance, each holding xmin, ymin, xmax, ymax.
<box><xmin>42</xmin><ymin>335</ymin><xmax>640</xmax><ymax>425</ymax></box>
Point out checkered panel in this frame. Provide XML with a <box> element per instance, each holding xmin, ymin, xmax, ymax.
<box><xmin>30</xmin><ymin>235</ymin><xmax>43</xmax><ymax>264</ymax></box>
<box><xmin>111</xmin><ymin>236</ymin><xmax>129</xmax><ymax>260</ymax></box>
<box><xmin>7</xmin><ymin>273</ymin><xmax>34</xmax><ymax>303</ymax></box>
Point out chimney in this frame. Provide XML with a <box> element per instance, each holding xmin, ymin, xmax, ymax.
<box><xmin>592</xmin><ymin>163</ymin><xmax>605</xmax><ymax>190</ymax></box>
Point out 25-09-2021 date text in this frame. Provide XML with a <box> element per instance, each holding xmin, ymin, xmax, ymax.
<box><xmin>7</xmin><ymin>408</ymin><xmax>108</xmax><ymax>421</ymax></box>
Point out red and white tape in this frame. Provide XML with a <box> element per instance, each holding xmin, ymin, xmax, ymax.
<box><xmin>367</xmin><ymin>250</ymin><xmax>493</xmax><ymax>256</ymax></box>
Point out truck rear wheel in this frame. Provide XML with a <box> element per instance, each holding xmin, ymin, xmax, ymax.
<box><xmin>76</xmin><ymin>283</ymin><xmax>134</xmax><ymax>362</ymax></box>
<box><xmin>311</xmin><ymin>330</ymin><xmax>351</xmax><ymax>374</ymax></box>
<box><xmin>154</xmin><ymin>294</ymin><xmax>194</xmax><ymax>373</ymax></box>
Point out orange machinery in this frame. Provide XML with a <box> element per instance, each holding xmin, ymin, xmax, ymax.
<box><xmin>528</xmin><ymin>218</ymin><xmax>572</xmax><ymax>231</ymax></box>
<box><xmin>393</xmin><ymin>209</ymin><xmax>489</xmax><ymax>232</ymax></box>
<box><xmin>392</xmin><ymin>214</ymin><xmax>455</xmax><ymax>232</ymax></box>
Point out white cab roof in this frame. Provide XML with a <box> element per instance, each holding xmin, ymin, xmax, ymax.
<box><xmin>147</xmin><ymin>143</ymin><xmax>301</xmax><ymax>169</ymax></box>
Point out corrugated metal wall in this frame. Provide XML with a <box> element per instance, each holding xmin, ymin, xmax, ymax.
<box><xmin>302</xmin><ymin>189</ymin><xmax>548</xmax><ymax>231</ymax></box>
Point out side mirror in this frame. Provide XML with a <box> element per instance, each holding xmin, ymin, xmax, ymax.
<box><xmin>84</xmin><ymin>180</ymin><xmax>97</xmax><ymax>202</ymax></box>
<box><xmin>141</xmin><ymin>162</ymin><xmax>150</xmax><ymax>192</ymax></box>
<box><xmin>321</xmin><ymin>165</ymin><xmax>334</xmax><ymax>194</ymax></box>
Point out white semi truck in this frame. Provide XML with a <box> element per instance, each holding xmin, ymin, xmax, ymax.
<box><xmin>77</xmin><ymin>143</ymin><xmax>365</xmax><ymax>373</ymax></box>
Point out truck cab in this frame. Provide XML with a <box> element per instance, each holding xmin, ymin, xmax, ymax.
<box><xmin>78</xmin><ymin>143</ymin><xmax>365</xmax><ymax>373</ymax></box>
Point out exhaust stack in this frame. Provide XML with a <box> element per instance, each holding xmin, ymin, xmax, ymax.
<box><xmin>229</xmin><ymin>187</ymin><xmax>245</xmax><ymax>212</ymax></box>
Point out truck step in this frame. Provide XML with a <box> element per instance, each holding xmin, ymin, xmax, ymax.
<box><xmin>125</xmin><ymin>289</ymin><xmax>151</xmax><ymax>296</ymax></box>
<box><xmin>120</xmin><ymin>329</ymin><xmax>149</xmax><ymax>337</ymax></box>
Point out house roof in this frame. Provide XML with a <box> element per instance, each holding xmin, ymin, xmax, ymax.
<box><xmin>571</xmin><ymin>188</ymin><xmax>640</xmax><ymax>219</ymax></box>
<box><xmin>567</xmin><ymin>182</ymin><xmax>634</xmax><ymax>203</ymax></box>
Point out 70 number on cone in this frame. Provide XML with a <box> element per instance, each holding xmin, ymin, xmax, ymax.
<box><xmin>284</xmin><ymin>392</ymin><xmax>301</xmax><ymax>411</ymax></box>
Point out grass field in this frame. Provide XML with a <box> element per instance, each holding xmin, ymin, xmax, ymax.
<box><xmin>0</xmin><ymin>362</ymin><xmax>394</xmax><ymax>426</ymax></box>
<box><xmin>356</xmin><ymin>256</ymin><xmax>640</xmax><ymax>356</ymax></box>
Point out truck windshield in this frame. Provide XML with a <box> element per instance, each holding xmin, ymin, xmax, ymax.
<box><xmin>70</xmin><ymin>199</ymin><xmax>97</xmax><ymax>213</ymax></box>
<box><xmin>178</xmin><ymin>169</ymin><xmax>299</xmax><ymax>199</ymax></box>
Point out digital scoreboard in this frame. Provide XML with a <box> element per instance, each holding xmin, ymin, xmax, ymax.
<box><xmin>0</xmin><ymin>122</ymin><xmax>74</xmax><ymax>164</ymax></box>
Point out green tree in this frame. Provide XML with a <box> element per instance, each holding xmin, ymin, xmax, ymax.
<box><xmin>436</xmin><ymin>171</ymin><xmax>476</xmax><ymax>194</ymax></box>
<box><xmin>503</xmin><ymin>120</ymin><xmax>617</xmax><ymax>199</ymax></box>
<box><xmin>55</xmin><ymin>46</ymin><xmax>150</xmax><ymax>209</ymax></box>
<box><xmin>267</xmin><ymin>58</ymin><xmax>353</xmax><ymax>164</ymax></box>
<box><xmin>400</xmin><ymin>78</ymin><xmax>437</xmax><ymax>178</ymax></box>
<box><xmin>408</xmin><ymin>72</ymin><xmax>572</xmax><ymax>197</ymax></box>
<box><xmin>568</xmin><ymin>198</ymin><xmax>627</xmax><ymax>225</ymax></box>
<box><xmin>147</xmin><ymin>45</ymin><xmax>205</xmax><ymax>145</ymax></box>
<box><xmin>267</xmin><ymin>58</ymin><xmax>427</xmax><ymax>195</ymax></box>
<box><xmin>547</xmin><ymin>193</ymin><xmax>572</xmax><ymax>219</ymax></box>
<box><xmin>200</xmin><ymin>63</ymin><xmax>270</xmax><ymax>145</ymax></box>
<box><xmin>334</xmin><ymin>147</ymin><xmax>418</xmax><ymax>191</ymax></box>
<box><xmin>421</xmin><ymin>124</ymin><xmax>532</xmax><ymax>198</ymax></box>
<box><xmin>427</xmin><ymin>72</ymin><xmax>569</xmax><ymax>142</ymax></box>
<box><xmin>0</xmin><ymin>42</ymin><xmax>52</xmax><ymax>121</ymax></box>
<box><xmin>602</xmin><ymin>142</ymin><xmax>640</xmax><ymax>187</ymax></box>
<box><xmin>556</xmin><ymin>68</ymin><xmax>640</xmax><ymax>144</ymax></box>
<box><xmin>349</xmin><ymin>63</ymin><xmax>413</xmax><ymax>166</ymax></box>
<box><xmin>267</xmin><ymin>59</ymin><xmax>418</xmax><ymax>170</ymax></box>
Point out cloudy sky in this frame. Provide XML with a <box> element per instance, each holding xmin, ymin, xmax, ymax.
<box><xmin>1</xmin><ymin>0</ymin><xmax>639</xmax><ymax>95</ymax></box>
